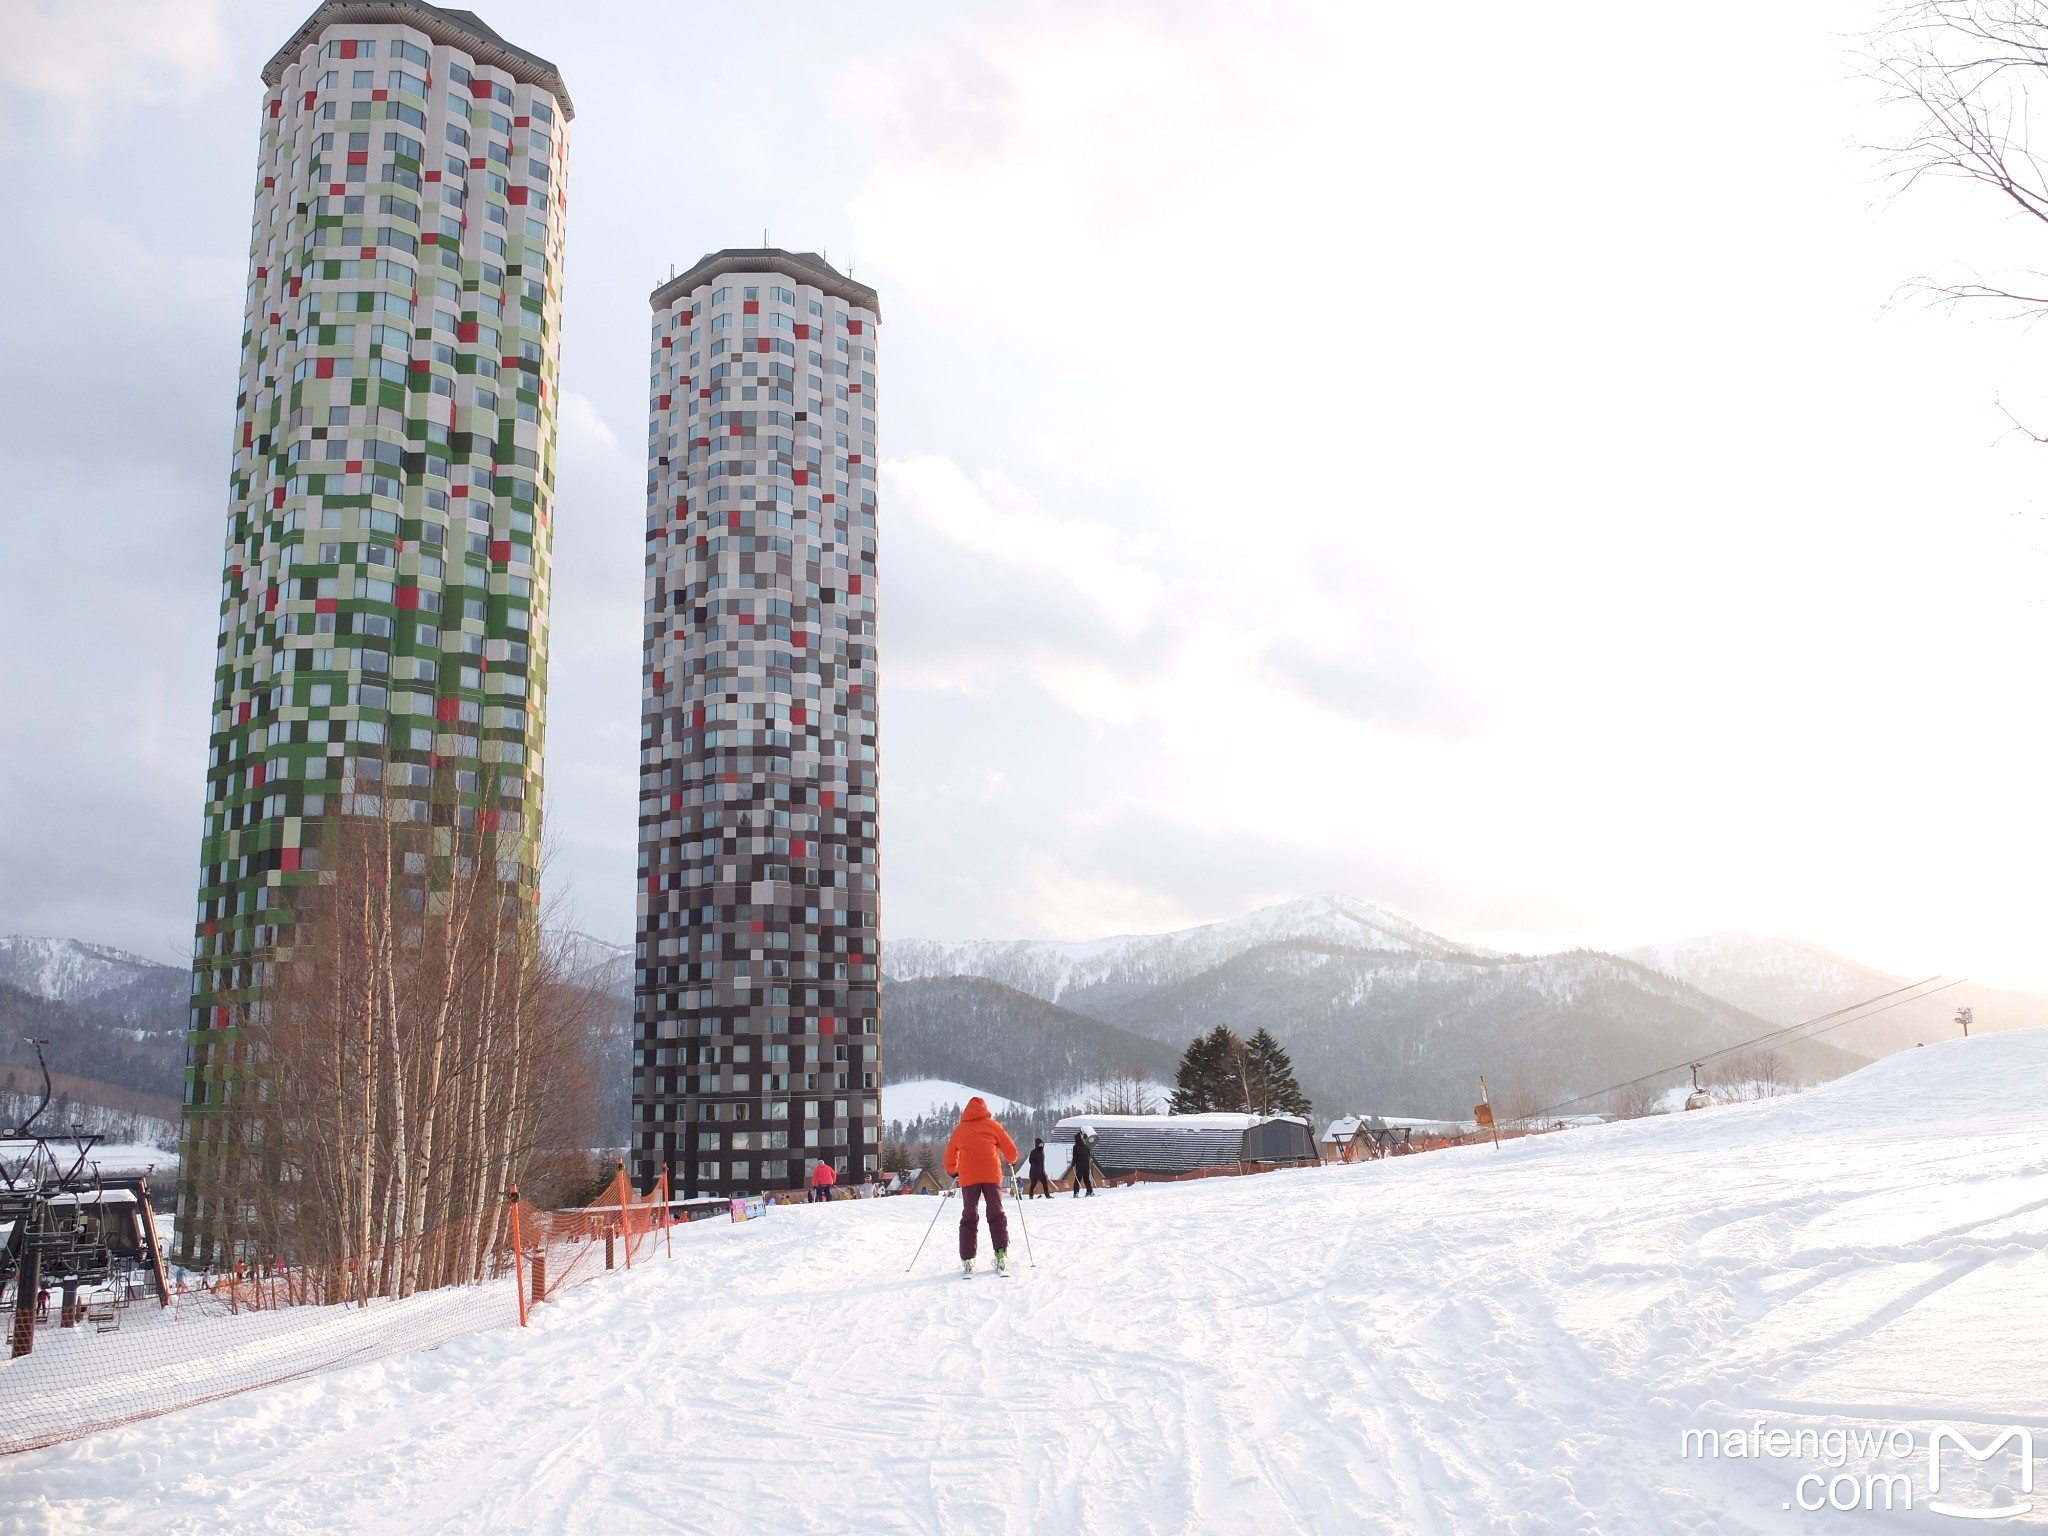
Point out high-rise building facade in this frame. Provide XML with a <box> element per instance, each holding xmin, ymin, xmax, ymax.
<box><xmin>179</xmin><ymin>2</ymin><xmax>571</xmax><ymax>1264</ymax></box>
<box><xmin>632</xmin><ymin>250</ymin><xmax>883</xmax><ymax>1199</ymax></box>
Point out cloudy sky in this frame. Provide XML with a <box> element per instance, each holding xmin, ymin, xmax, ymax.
<box><xmin>3</xmin><ymin>0</ymin><xmax>2047</xmax><ymax>986</ymax></box>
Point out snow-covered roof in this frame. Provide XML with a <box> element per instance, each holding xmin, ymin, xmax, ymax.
<box><xmin>1056</xmin><ymin>1112</ymin><xmax>1310</xmax><ymax>1132</ymax></box>
<box><xmin>47</xmin><ymin>1188</ymin><xmax>138</xmax><ymax>1206</ymax></box>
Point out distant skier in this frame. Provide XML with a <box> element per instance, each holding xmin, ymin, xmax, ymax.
<box><xmin>1027</xmin><ymin>1137</ymin><xmax>1053</xmax><ymax>1199</ymax></box>
<box><xmin>1071</xmin><ymin>1129</ymin><xmax>1097</xmax><ymax>1197</ymax></box>
<box><xmin>944</xmin><ymin>1097</ymin><xmax>1019</xmax><ymax>1274</ymax></box>
<box><xmin>809</xmin><ymin>1158</ymin><xmax>838</xmax><ymax>1204</ymax></box>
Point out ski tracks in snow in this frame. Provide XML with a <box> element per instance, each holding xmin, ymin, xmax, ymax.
<box><xmin>9</xmin><ymin>1033</ymin><xmax>2048</xmax><ymax>1533</ymax></box>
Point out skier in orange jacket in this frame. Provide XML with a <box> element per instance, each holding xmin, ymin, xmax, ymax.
<box><xmin>945</xmin><ymin>1097</ymin><xmax>1019</xmax><ymax>1275</ymax></box>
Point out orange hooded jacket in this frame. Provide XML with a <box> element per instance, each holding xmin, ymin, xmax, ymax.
<box><xmin>944</xmin><ymin>1098</ymin><xmax>1020</xmax><ymax>1187</ymax></box>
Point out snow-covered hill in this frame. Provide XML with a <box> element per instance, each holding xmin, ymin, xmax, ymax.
<box><xmin>0</xmin><ymin>935</ymin><xmax>175</xmax><ymax>1005</ymax></box>
<box><xmin>16</xmin><ymin>1028</ymin><xmax>2047</xmax><ymax>1531</ymax></box>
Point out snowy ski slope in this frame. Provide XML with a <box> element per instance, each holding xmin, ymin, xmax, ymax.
<box><xmin>7</xmin><ymin>1030</ymin><xmax>2046</xmax><ymax>1533</ymax></box>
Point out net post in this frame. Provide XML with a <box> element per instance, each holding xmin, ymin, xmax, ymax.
<box><xmin>614</xmin><ymin>1159</ymin><xmax>632</xmax><ymax>1270</ymax></box>
<box><xmin>659</xmin><ymin>1165</ymin><xmax>673</xmax><ymax>1259</ymax></box>
<box><xmin>507</xmin><ymin>1187</ymin><xmax>528</xmax><ymax>1328</ymax></box>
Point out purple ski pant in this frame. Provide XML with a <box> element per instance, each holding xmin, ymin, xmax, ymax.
<box><xmin>958</xmin><ymin>1182</ymin><xmax>1009</xmax><ymax>1260</ymax></box>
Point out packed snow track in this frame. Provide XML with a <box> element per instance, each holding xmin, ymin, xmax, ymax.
<box><xmin>7</xmin><ymin>1031</ymin><xmax>2046</xmax><ymax>1533</ymax></box>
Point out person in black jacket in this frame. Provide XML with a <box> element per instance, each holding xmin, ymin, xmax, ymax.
<box><xmin>1026</xmin><ymin>1137</ymin><xmax>1053</xmax><ymax>1199</ymax></box>
<box><xmin>1070</xmin><ymin>1130</ymin><xmax>1097</xmax><ymax>1197</ymax></box>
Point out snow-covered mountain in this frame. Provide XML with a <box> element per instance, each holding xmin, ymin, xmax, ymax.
<box><xmin>882</xmin><ymin>896</ymin><xmax>1875</xmax><ymax>1119</ymax></box>
<box><xmin>1624</xmin><ymin>932</ymin><xmax>2048</xmax><ymax>1057</ymax></box>
<box><xmin>0</xmin><ymin>935</ymin><xmax>176</xmax><ymax>1005</ymax></box>
<box><xmin>887</xmin><ymin>893</ymin><xmax>1465</xmax><ymax>1005</ymax></box>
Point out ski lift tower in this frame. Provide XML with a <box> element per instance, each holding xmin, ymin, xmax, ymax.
<box><xmin>0</xmin><ymin>1040</ymin><xmax>171</xmax><ymax>1356</ymax></box>
<box><xmin>1955</xmin><ymin>1006</ymin><xmax>1973</xmax><ymax>1038</ymax></box>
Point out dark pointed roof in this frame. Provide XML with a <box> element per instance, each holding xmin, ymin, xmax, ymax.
<box><xmin>263</xmin><ymin>2</ymin><xmax>572</xmax><ymax>120</ymax></box>
<box><xmin>651</xmin><ymin>249</ymin><xmax>879</xmax><ymax>319</ymax></box>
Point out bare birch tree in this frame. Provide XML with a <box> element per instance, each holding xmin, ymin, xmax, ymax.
<box><xmin>1876</xmin><ymin>1</ymin><xmax>2048</xmax><ymax>321</ymax></box>
<box><xmin>219</xmin><ymin>765</ymin><xmax>601</xmax><ymax>1301</ymax></box>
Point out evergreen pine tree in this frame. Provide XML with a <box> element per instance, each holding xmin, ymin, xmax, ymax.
<box><xmin>1169</xmin><ymin>1029</ymin><xmax>1219</xmax><ymax>1113</ymax></box>
<box><xmin>1173</xmin><ymin>1024</ymin><xmax>1252</xmax><ymax>1112</ymax></box>
<box><xmin>1242</xmin><ymin>1028</ymin><xmax>1312</xmax><ymax>1118</ymax></box>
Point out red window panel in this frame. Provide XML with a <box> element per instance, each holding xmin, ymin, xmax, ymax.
<box><xmin>509</xmin><ymin>186</ymin><xmax>527</xmax><ymax>205</ymax></box>
<box><xmin>470</xmin><ymin>78</ymin><xmax>492</xmax><ymax>97</ymax></box>
<box><xmin>847</xmin><ymin>454</ymin><xmax>861</xmax><ymax>464</ymax></box>
<box><xmin>339</xmin><ymin>39</ymin><xmax>359</xmax><ymax>58</ymax></box>
<box><xmin>425</xmin><ymin>169</ymin><xmax>441</xmax><ymax>183</ymax></box>
<box><xmin>850</xmin><ymin>383</ymin><xmax>863</xmax><ymax>394</ymax></box>
<box><xmin>252</xmin><ymin>763</ymin><xmax>267</xmax><ymax>787</ymax></box>
<box><xmin>237</xmin><ymin>702</ymin><xmax>251</xmax><ymax>723</ymax></box>
<box><xmin>670</xmin><ymin>793</ymin><xmax>683</xmax><ymax>811</ymax></box>
<box><xmin>436</xmin><ymin>698</ymin><xmax>460</xmax><ymax>722</ymax></box>
<box><xmin>242</xmin><ymin>422</ymin><xmax>253</xmax><ymax>447</ymax></box>
<box><xmin>647</xmin><ymin>877</ymin><xmax>659</xmax><ymax>894</ymax></box>
<box><xmin>301</xmin><ymin>91</ymin><xmax>315</xmax><ymax>110</ymax></box>
<box><xmin>410</xmin><ymin>358</ymin><xmax>429</xmax><ymax>374</ymax></box>
<box><xmin>821</xmin><ymin>1019</ymin><xmax>836</xmax><ymax>1036</ymax></box>
<box><xmin>265</xmin><ymin>587</ymin><xmax>278</xmax><ymax>611</ymax></box>
<box><xmin>372</xmin><ymin>89</ymin><xmax>387</xmax><ymax>102</ymax></box>
<box><xmin>347</xmin><ymin>150</ymin><xmax>368</xmax><ymax>165</ymax></box>
<box><xmin>279</xmin><ymin>848</ymin><xmax>302</xmax><ymax>873</ymax></box>
<box><xmin>269</xmin><ymin>99</ymin><xmax>281</xmax><ymax>118</ymax></box>
<box><xmin>660</xmin><ymin>336</ymin><xmax>671</xmax><ymax>349</ymax></box>
<box><xmin>490</xmin><ymin>540</ymin><xmax>510</xmax><ymax>562</ymax></box>
<box><xmin>470</xmin><ymin>156</ymin><xmax>485</xmax><ymax>169</ymax></box>
<box><xmin>792</xmin><ymin>470</ymin><xmax>808</xmax><ymax>486</ymax></box>
<box><xmin>794</xmin><ymin>324</ymin><xmax>810</xmax><ymax>340</ymax></box>
<box><xmin>700</xmin><ymin>389</ymin><xmax>711</xmax><ymax>399</ymax></box>
<box><xmin>755</xmin><ymin>338</ymin><xmax>769</xmax><ymax>353</ymax></box>
<box><xmin>790</xmin><ymin>708</ymin><xmax>806</xmax><ymax>727</ymax></box>
<box><xmin>514</xmin><ymin>115</ymin><xmax>528</xmax><ymax>127</ymax></box>
<box><xmin>743</xmin><ymin>301</ymin><xmax>759</xmax><ymax>314</ymax></box>
<box><xmin>848</xmin><ymin>320</ymin><xmax>863</xmax><ymax>334</ymax></box>
<box><xmin>848</xmin><ymin>575</ymin><xmax>862</xmax><ymax>594</ymax></box>
<box><xmin>457</xmin><ymin>320</ymin><xmax>478</xmax><ymax>342</ymax></box>
<box><xmin>396</xmin><ymin>587</ymin><xmax>419</xmax><ymax>610</ymax></box>
<box><xmin>651</xmin><ymin>670</ymin><xmax>665</xmax><ymax>690</ymax></box>
<box><xmin>264</xmin><ymin>175</ymin><xmax>275</xmax><ymax>189</ymax></box>
<box><xmin>345</xmin><ymin>460</ymin><xmax>362</xmax><ymax>473</ymax></box>
<box><xmin>271</xmin><ymin>487</ymin><xmax>285</xmax><ymax>508</ymax></box>
<box><xmin>821</xmin><ymin>790</ymin><xmax>836</xmax><ymax>808</ymax></box>
<box><xmin>658</xmin><ymin>394</ymin><xmax>671</xmax><ymax>409</ymax></box>
<box><xmin>316</xmin><ymin>597</ymin><xmax>338</xmax><ymax>614</ymax></box>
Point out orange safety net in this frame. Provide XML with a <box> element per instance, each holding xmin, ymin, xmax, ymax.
<box><xmin>0</xmin><ymin>1168</ymin><xmax>679</xmax><ymax>1457</ymax></box>
<box><xmin>507</xmin><ymin>1163</ymin><xmax>673</xmax><ymax>1319</ymax></box>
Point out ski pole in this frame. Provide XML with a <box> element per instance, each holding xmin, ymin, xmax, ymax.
<box><xmin>906</xmin><ymin>1187</ymin><xmax>954</xmax><ymax>1273</ymax></box>
<box><xmin>1010</xmin><ymin>1169</ymin><xmax>1035</xmax><ymax>1268</ymax></box>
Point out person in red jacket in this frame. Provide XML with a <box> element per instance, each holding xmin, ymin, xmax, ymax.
<box><xmin>944</xmin><ymin>1097</ymin><xmax>1020</xmax><ymax>1274</ymax></box>
<box><xmin>809</xmin><ymin>1158</ymin><xmax>838</xmax><ymax>1203</ymax></box>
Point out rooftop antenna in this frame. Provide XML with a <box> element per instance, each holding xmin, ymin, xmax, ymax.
<box><xmin>763</xmin><ymin>227</ymin><xmax>769</xmax><ymax>249</ymax></box>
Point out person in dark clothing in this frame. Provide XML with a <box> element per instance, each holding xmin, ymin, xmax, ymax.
<box><xmin>1071</xmin><ymin>1130</ymin><xmax>1097</xmax><ymax>1197</ymax></box>
<box><xmin>1027</xmin><ymin>1137</ymin><xmax>1053</xmax><ymax>1199</ymax></box>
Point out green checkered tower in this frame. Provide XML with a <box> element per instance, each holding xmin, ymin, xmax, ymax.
<box><xmin>178</xmin><ymin>2</ymin><xmax>571</xmax><ymax>1266</ymax></box>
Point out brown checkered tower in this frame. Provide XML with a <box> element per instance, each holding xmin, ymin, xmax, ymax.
<box><xmin>632</xmin><ymin>251</ymin><xmax>882</xmax><ymax>1199</ymax></box>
